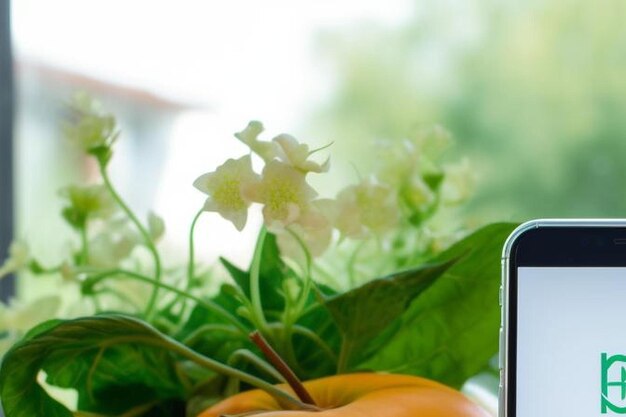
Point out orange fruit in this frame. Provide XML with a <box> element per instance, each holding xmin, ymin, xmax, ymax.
<box><xmin>199</xmin><ymin>373</ymin><xmax>490</xmax><ymax>417</ymax></box>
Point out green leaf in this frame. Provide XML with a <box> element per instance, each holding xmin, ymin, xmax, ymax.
<box><xmin>220</xmin><ymin>257</ymin><xmax>250</xmax><ymax>296</ymax></box>
<box><xmin>325</xmin><ymin>260</ymin><xmax>455</xmax><ymax>371</ymax></box>
<box><xmin>220</xmin><ymin>232</ymin><xmax>294</xmax><ymax>312</ymax></box>
<box><xmin>0</xmin><ymin>315</ymin><xmax>187</xmax><ymax>417</ymax></box>
<box><xmin>292</xmin><ymin>302</ymin><xmax>342</xmax><ymax>379</ymax></box>
<box><xmin>358</xmin><ymin>222</ymin><xmax>517</xmax><ymax>387</ymax></box>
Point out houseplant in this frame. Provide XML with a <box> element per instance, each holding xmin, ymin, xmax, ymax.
<box><xmin>0</xmin><ymin>94</ymin><xmax>514</xmax><ymax>416</ymax></box>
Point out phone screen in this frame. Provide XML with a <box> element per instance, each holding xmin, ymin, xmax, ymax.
<box><xmin>516</xmin><ymin>267</ymin><xmax>626</xmax><ymax>416</ymax></box>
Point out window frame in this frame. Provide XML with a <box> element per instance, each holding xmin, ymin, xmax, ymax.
<box><xmin>0</xmin><ymin>0</ymin><xmax>15</xmax><ymax>302</ymax></box>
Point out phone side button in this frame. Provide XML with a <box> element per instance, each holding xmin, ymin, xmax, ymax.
<box><xmin>499</xmin><ymin>328</ymin><xmax>504</xmax><ymax>369</ymax></box>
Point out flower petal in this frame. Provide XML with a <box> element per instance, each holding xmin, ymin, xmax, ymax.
<box><xmin>194</xmin><ymin>155</ymin><xmax>260</xmax><ymax>230</ymax></box>
<box><xmin>273</xmin><ymin>134</ymin><xmax>330</xmax><ymax>173</ymax></box>
<box><xmin>235</xmin><ymin>121</ymin><xmax>279</xmax><ymax>161</ymax></box>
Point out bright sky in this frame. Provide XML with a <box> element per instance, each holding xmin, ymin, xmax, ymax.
<box><xmin>12</xmin><ymin>0</ymin><xmax>415</xmax><ymax>264</ymax></box>
<box><xmin>13</xmin><ymin>0</ymin><xmax>413</xmax><ymax>122</ymax></box>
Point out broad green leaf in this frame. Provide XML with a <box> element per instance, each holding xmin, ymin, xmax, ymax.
<box><xmin>0</xmin><ymin>315</ymin><xmax>187</xmax><ymax>417</ymax></box>
<box><xmin>325</xmin><ymin>260</ymin><xmax>455</xmax><ymax>370</ymax></box>
<box><xmin>0</xmin><ymin>320</ymin><xmax>73</xmax><ymax>417</ymax></box>
<box><xmin>358</xmin><ymin>222</ymin><xmax>517</xmax><ymax>387</ymax></box>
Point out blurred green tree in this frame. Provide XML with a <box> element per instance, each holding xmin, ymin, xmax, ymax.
<box><xmin>311</xmin><ymin>0</ymin><xmax>626</xmax><ymax>222</ymax></box>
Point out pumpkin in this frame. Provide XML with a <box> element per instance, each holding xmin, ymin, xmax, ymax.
<box><xmin>199</xmin><ymin>373</ymin><xmax>490</xmax><ymax>417</ymax></box>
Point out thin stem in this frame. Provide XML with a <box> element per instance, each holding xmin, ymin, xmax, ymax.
<box><xmin>99</xmin><ymin>165</ymin><xmax>162</xmax><ymax>320</ymax></box>
<box><xmin>289</xmin><ymin>324</ymin><xmax>338</xmax><ymax>363</ymax></box>
<box><xmin>249</xmin><ymin>228</ymin><xmax>269</xmax><ymax>332</ymax></box>
<box><xmin>84</xmin><ymin>269</ymin><xmax>248</xmax><ymax>334</ymax></box>
<box><xmin>285</xmin><ymin>227</ymin><xmax>312</xmax><ymax>277</ymax></box>
<box><xmin>186</xmin><ymin>209</ymin><xmax>204</xmax><ymax>290</ymax></box>
<box><xmin>250</xmin><ymin>331</ymin><xmax>317</xmax><ymax>407</ymax></box>
<box><xmin>182</xmin><ymin>324</ymin><xmax>245</xmax><ymax>346</ymax></box>
<box><xmin>96</xmin><ymin>334</ymin><xmax>319</xmax><ymax>411</ymax></box>
<box><xmin>221</xmin><ymin>281</ymin><xmax>268</xmax><ymax>333</ymax></box>
<box><xmin>308</xmin><ymin>141</ymin><xmax>334</xmax><ymax>155</ymax></box>
<box><xmin>110</xmin><ymin>332</ymin><xmax>315</xmax><ymax>411</ymax></box>
<box><xmin>79</xmin><ymin>225</ymin><xmax>90</xmax><ymax>265</ymax></box>
<box><xmin>285</xmin><ymin>228</ymin><xmax>313</xmax><ymax>317</ymax></box>
<box><xmin>228</xmin><ymin>349</ymin><xmax>286</xmax><ymax>383</ymax></box>
<box><xmin>171</xmin><ymin>208</ymin><xmax>205</xmax><ymax>326</ymax></box>
<box><xmin>95</xmin><ymin>287</ymin><xmax>142</xmax><ymax>312</ymax></box>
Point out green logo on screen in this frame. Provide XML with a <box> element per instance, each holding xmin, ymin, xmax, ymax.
<box><xmin>602</xmin><ymin>353</ymin><xmax>626</xmax><ymax>414</ymax></box>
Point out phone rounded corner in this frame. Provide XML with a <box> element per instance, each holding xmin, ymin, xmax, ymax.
<box><xmin>502</xmin><ymin>219</ymin><xmax>542</xmax><ymax>261</ymax></box>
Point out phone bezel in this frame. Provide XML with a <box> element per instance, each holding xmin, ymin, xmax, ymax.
<box><xmin>501</xmin><ymin>219</ymin><xmax>626</xmax><ymax>417</ymax></box>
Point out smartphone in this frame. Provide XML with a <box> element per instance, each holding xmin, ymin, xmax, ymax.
<box><xmin>501</xmin><ymin>219</ymin><xmax>626</xmax><ymax>417</ymax></box>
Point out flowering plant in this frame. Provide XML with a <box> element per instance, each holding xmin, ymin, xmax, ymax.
<box><xmin>0</xmin><ymin>94</ymin><xmax>514</xmax><ymax>417</ymax></box>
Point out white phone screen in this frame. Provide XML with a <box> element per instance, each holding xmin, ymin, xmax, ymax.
<box><xmin>517</xmin><ymin>267</ymin><xmax>626</xmax><ymax>416</ymax></box>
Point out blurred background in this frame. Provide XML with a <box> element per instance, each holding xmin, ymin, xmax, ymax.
<box><xmin>5</xmin><ymin>0</ymin><xmax>626</xmax><ymax>299</ymax></box>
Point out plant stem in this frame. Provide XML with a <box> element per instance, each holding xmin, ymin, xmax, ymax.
<box><xmin>95</xmin><ymin>287</ymin><xmax>142</xmax><ymax>312</ymax></box>
<box><xmin>99</xmin><ymin>165</ymin><xmax>162</xmax><ymax>320</ymax></box>
<box><xmin>182</xmin><ymin>324</ymin><xmax>245</xmax><ymax>346</ymax></box>
<box><xmin>154</xmin><ymin>333</ymin><xmax>317</xmax><ymax>411</ymax></box>
<box><xmin>284</xmin><ymin>227</ymin><xmax>314</xmax><ymax>318</ymax></box>
<box><xmin>228</xmin><ymin>348</ymin><xmax>286</xmax><ymax>383</ymax></box>
<box><xmin>249</xmin><ymin>330</ymin><xmax>317</xmax><ymax>407</ymax></box>
<box><xmin>285</xmin><ymin>324</ymin><xmax>338</xmax><ymax>363</ymax></box>
<box><xmin>249</xmin><ymin>228</ymin><xmax>269</xmax><ymax>332</ymax></box>
<box><xmin>186</xmin><ymin>208</ymin><xmax>204</xmax><ymax>290</ymax></box>
<box><xmin>285</xmin><ymin>227</ymin><xmax>312</xmax><ymax>279</ymax></box>
<box><xmin>80</xmin><ymin>225</ymin><xmax>90</xmax><ymax>265</ymax></box>
<box><xmin>85</xmin><ymin>269</ymin><xmax>248</xmax><ymax>334</ymax></box>
<box><xmin>170</xmin><ymin>208</ymin><xmax>204</xmax><ymax>325</ymax></box>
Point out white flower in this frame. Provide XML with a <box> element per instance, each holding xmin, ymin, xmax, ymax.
<box><xmin>193</xmin><ymin>155</ymin><xmax>261</xmax><ymax>231</ymax></box>
<box><xmin>243</xmin><ymin>160</ymin><xmax>317</xmax><ymax>227</ymax></box>
<box><xmin>375</xmin><ymin>139</ymin><xmax>418</xmax><ymax>185</ymax></box>
<box><xmin>413</xmin><ymin>124</ymin><xmax>452</xmax><ymax>161</ymax></box>
<box><xmin>59</xmin><ymin>184</ymin><xmax>117</xmax><ymax>228</ymax></box>
<box><xmin>88</xmin><ymin>221</ymin><xmax>140</xmax><ymax>268</ymax></box>
<box><xmin>276</xmin><ymin>199</ymin><xmax>336</xmax><ymax>259</ymax></box>
<box><xmin>147</xmin><ymin>211</ymin><xmax>166</xmax><ymax>242</ymax></box>
<box><xmin>0</xmin><ymin>296</ymin><xmax>61</xmax><ymax>333</ymax></box>
<box><xmin>273</xmin><ymin>134</ymin><xmax>330</xmax><ymax>174</ymax></box>
<box><xmin>63</xmin><ymin>92</ymin><xmax>118</xmax><ymax>152</ymax></box>
<box><xmin>0</xmin><ymin>242</ymin><xmax>29</xmax><ymax>279</ymax></box>
<box><xmin>335</xmin><ymin>179</ymin><xmax>399</xmax><ymax>238</ymax></box>
<box><xmin>0</xmin><ymin>295</ymin><xmax>62</xmax><ymax>358</ymax></box>
<box><xmin>402</xmin><ymin>175</ymin><xmax>435</xmax><ymax>211</ymax></box>
<box><xmin>440</xmin><ymin>158</ymin><xmax>476</xmax><ymax>205</ymax></box>
<box><xmin>234</xmin><ymin>121</ymin><xmax>280</xmax><ymax>162</ymax></box>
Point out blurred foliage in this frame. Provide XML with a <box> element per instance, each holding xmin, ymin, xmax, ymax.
<box><xmin>312</xmin><ymin>0</ymin><xmax>626</xmax><ymax>221</ymax></box>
